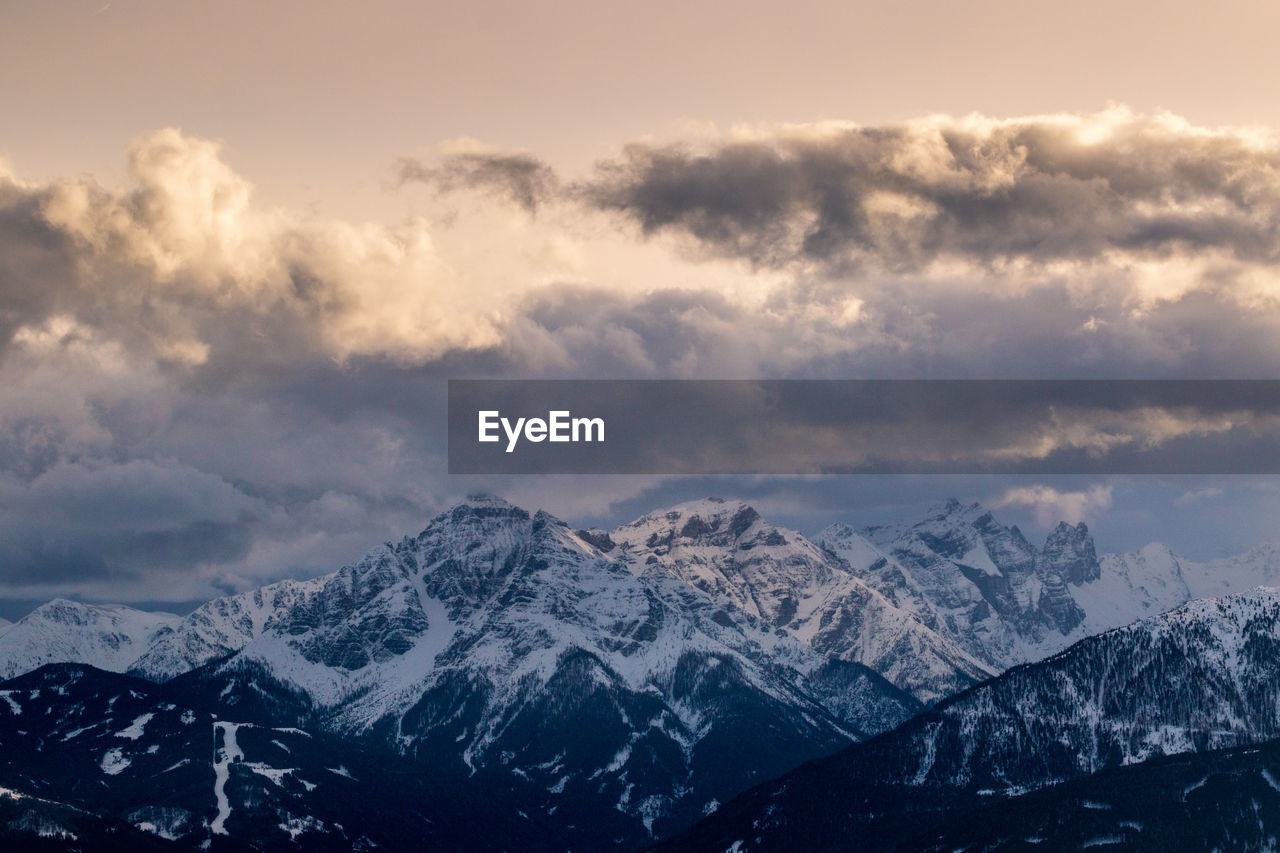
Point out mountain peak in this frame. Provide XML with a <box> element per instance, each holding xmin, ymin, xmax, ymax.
<box><xmin>666</xmin><ymin>496</ymin><xmax>755</xmax><ymax>519</ymax></box>
<box><xmin>616</xmin><ymin>498</ymin><xmax>767</xmax><ymax>548</ymax></box>
<box><xmin>422</xmin><ymin>495</ymin><xmax>531</xmax><ymax>537</ymax></box>
<box><xmin>1043</xmin><ymin>518</ymin><xmax>1100</xmax><ymax>584</ymax></box>
<box><xmin>1138</xmin><ymin>541</ymin><xmax>1177</xmax><ymax>558</ymax></box>
<box><xmin>451</xmin><ymin>492</ymin><xmax>523</xmax><ymax>514</ymax></box>
<box><xmin>34</xmin><ymin>597</ymin><xmax>89</xmax><ymax>612</ymax></box>
<box><xmin>923</xmin><ymin>497</ymin><xmax>988</xmax><ymax>524</ymax></box>
<box><xmin>25</xmin><ymin>599</ymin><xmax>175</xmax><ymax>625</ymax></box>
<box><xmin>0</xmin><ymin>600</ymin><xmax>180</xmax><ymax>681</ymax></box>
<box><xmin>463</xmin><ymin>490</ymin><xmax>508</xmax><ymax>504</ymax></box>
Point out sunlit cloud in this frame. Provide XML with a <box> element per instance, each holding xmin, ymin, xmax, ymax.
<box><xmin>993</xmin><ymin>484</ymin><xmax>1114</xmax><ymax>525</ymax></box>
<box><xmin>7</xmin><ymin>110</ymin><xmax>1280</xmax><ymax>602</ymax></box>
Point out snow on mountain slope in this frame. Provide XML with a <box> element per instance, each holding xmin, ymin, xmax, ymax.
<box><xmin>1066</xmin><ymin>543</ymin><xmax>1194</xmax><ymax>631</ymax></box>
<box><xmin>656</xmin><ymin>586</ymin><xmax>1280</xmax><ymax>852</ymax></box>
<box><xmin>129</xmin><ymin>579</ymin><xmax>324</xmax><ymax>681</ymax></box>
<box><xmin>1079</xmin><ymin>542</ymin><xmax>1280</xmax><ymax>629</ymax></box>
<box><xmin>0</xmin><ymin>664</ymin><xmax>535</xmax><ymax>852</ymax></box>
<box><xmin>841</xmin><ymin>499</ymin><xmax>1095</xmax><ymax>669</ymax></box>
<box><xmin>0</xmin><ymin>601</ymin><xmax>179</xmax><ymax>681</ymax></box>
<box><xmin>124</xmin><ymin>502</ymin><xmax>1280</xmax><ymax>704</ymax></box>
<box><xmin>822</xmin><ymin>498</ymin><xmax>1280</xmax><ymax>681</ymax></box>
<box><xmin>609</xmin><ymin>499</ymin><xmax>994</xmax><ymax>703</ymax></box>
<box><xmin>172</xmin><ymin>496</ymin><xmax>918</xmax><ymax>846</ymax></box>
<box><xmin>13</xmin><ymin>495</ymin><xmax>1280</xmax><ymax>734</ymax></box>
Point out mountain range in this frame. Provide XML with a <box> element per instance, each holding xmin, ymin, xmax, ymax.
<box><xmin>3</xmin><ymin>494</ymin><xmax>1280</xmax><ymax>850</ymax></box>
<box><xmin>10</xmin><ymin>496</ymin><xmax>1279</xmax><ymax>707</ymax></box>
<box><xmin>655</xmin><ymin>587</ymin><xmax>1280</xmax><ymax>851</ymax></box>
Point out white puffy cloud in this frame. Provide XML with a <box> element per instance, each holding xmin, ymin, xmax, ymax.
<box><xmin>6</xmin><ymin>128</ymin><xmax>552</xmax><ymax>367</ymax></box>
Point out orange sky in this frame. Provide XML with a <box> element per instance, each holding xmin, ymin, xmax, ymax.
<box><xmin>4</xmin><ymin>0</ymin><xmax>1279</xmax><ymax>220</ymax></box>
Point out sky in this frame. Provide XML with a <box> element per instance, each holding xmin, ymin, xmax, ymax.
<box><xmin>5</xmin><ymin>1</ymin><xmax>1280</xmax><ymax>614</ymax></box>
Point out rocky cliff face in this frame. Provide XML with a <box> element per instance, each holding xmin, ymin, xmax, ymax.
<box><xmin>17</xmin><ymin>496</ymin><xmax>1280</xmax><ymax>712</ymax></box>
<box><xmin>129</xmin><ymin>580</ymin><xmax>321</xmax><ymax>682</ymax></box>
<box><xmin>611</xmin><ymin>498</ymin><xmax>993</xmax><ymax>703</ymax></box>
<box><xmin>847</xmin><ymin>500</ymin><xmax>1095</xmax><ymax>664</ymax></box>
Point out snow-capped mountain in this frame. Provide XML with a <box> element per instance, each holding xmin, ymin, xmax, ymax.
<box><xmin>610</xmin><ymin>499</ymin><xmax>994</xmax><ymax>703</ymax></box>
<box><xmin>129</xmin><ymin>579</ymin><xmax>322</xmax><ymax>682</ymax></box>
<box><xmin>150</xmin><ymin>496</ymin><xmax>917</xmax><ymax>847</ymax></box>
<box><xmin>820</xmin><ymin>499</ymin><xmax>1280</xmax><ymax>681</ymax></box>
<box><xmin>824</xmin><ymin>499</ymin><xmax>1097</xmax><ymax>670</ymax></box>
<box><xmin>0</xmin><ymin>600</ymin><xmax>179</xmax><ymax>681</ymax></box>
<box><xmin>1075</xmin><ymin>541</ymin><xmax>1280</xmax><ymax>629</ymax></box>
<box><xmin>656</xmin><ymin>586</ymin><xmax>1280</xmax><ymax>852</ymax></box>
<box><xmin>10</xmin><ymin>496</ymin><xmax>1280</xmax><ymax>850</ymax></box>
<box><xmin>12</xmin><ymin>496</ymin><xmax>1280</xmax><ymax>714</ymax></box>
<box><xmin>16</xmin><ymin>496</ymin><xmax>1280</xmax><ymax>714</ymax></box>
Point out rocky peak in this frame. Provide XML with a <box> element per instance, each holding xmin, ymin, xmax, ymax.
<box><xmin>1042</xmin><ymin>520</ymin><xmax>1101</xmax><ymax>585</ymax></box>
<box><xmin>574</xmin><ymin>528</ymin><xmax>616</xmax><ymax>552</ymax></box>
<box><xmin>814</xmin><ymin>523</ymin><xmax>888</xmax><ymax>572</ymax></box>
<box><xmin>612</xmin><ymin>498</ymin><xmax>782</xmax><ymax>554</ymax></box>
<box><xmin>928</xmin><ymin>498</ymin><xmax>987</xmax><ymax>526</ymax></box>
<box><xmin>609</xmin><ymin>498</ymin><xmax>840</xmax><ymax>628</ymax></box>
<box><xmin>869</xmin><ymin>499</ymin><xmax>1037</xmax><ymax>576</ymax></box>
<box><xmin>438</xmin><ymin>493</ymin><xmax>530</xmax><ymax>527</ymax></box>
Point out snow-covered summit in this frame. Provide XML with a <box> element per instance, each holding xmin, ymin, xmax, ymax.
<box><xmin>177</xmin><ymin>497</ymin><xmax>918</xmax><ymax>841</ymax></box>
<box><xmin>612</xmin><ymin>498</ymin><xmax>995</xmax><ymax>702</ymax></box>
<box><xmin>0</xmin><ymin>599</ymin><xmax>179</xmax><ymax>680</ymax></box>
<box><xmin>612</xmin><ymin>498</ymin><xmax>839</xmax><ymax>618</ymax></box>
<box><xmin>129</xmin><ymin>578</ymin><xmax>324</xmax><ymax>681</ymax></box>
<box><xmin>14</xmin><ymin>494</ymin><xmax>1280</xmax><ymax>717</ymax></box>
<box><xmin>822</xmin><ymin>498</ymin><xmax>1280</xmax><ymax>679</ymax></box>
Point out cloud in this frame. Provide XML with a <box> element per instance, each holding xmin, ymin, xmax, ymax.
<box><xmin>2</xmin><ymin>128</ymin><xmax>545</xmax><ymax>370</ymax></box>
<box><xmin>993</xmin><ymin>484</ymin><xmax>1114</xmax><ymax>525</ymax></box>
<box><xmin>11</xmin><ymin>112</ymin><xmax>1280</xmax><ymax>604</ymax></box>
<box><xmin>0</xmin><ymin>458</ymin><xmax>260</xmax><ymax>587</ymax></box>
<box><xmin>387</xmin><ymin>108</ymin><xmax>1280</xmax><ymax>379</ymax></box>
<box><xmin>574</xmin><ymin>108</ymin><xmax>1280</xmax><ymax>279</ymax></box>
<box><xmin>397</xmin><ymin>142</ymin><xmax>559</xmax><ymax>214</ymax></box>
<box><xmin>12</xmin><ymin>113</ymin><xmax>1280</xmax><ymax>384</ymax></box>
<box><xmin>1175</xmin><ymin>486</ymin><xmax>1224</xmax><ymax>505</ymax></box>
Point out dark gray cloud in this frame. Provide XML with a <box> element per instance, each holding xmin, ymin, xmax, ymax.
<box><xmin>578</xmin><ymin>116</ymin><xmax>1280</xmax><ymax>272</ymax></box>
<box><xmin>0</xmin><ymin>183</ymin><xmax>82</xmax><ymax>353</ymax></box>
<box><xmin>397</xmin><ymin>150</ymin><xmax>559</xmax><ymax>214</ymax></box>
<box><xmin>407</xmin><ymin>112</ymin><xmax>1280</xmax><ymax>273</ymax></box>
<box><xmin>487</xmin><ymin>278</ymin><xmax>1280</xmax><ymax>380</ymax></box>
<box><xmin>0</xmin><ymin>458</ymin><xmax>259</xmax><ymax>586</ymax></box>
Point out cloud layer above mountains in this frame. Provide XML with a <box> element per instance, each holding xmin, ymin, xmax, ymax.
<box><xmin>6</xmin><ymin>109</ymin><xmax>1280</xmax><ymax>602</ymax></box>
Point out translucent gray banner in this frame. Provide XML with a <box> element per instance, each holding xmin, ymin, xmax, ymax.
<box><xmin>447</xmin><ymin>380</ymin><xmax>1280</xmax><ymax>474</ymax></box>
